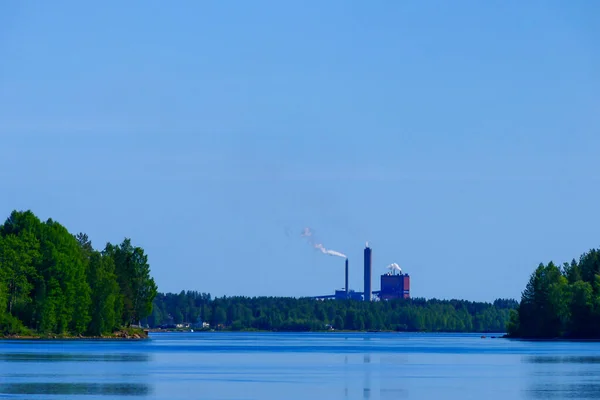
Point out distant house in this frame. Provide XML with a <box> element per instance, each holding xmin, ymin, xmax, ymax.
<box><xmin>192</xmin><ymin>319</ymin><xmax>210</xmax><ymax>329</ymax></box>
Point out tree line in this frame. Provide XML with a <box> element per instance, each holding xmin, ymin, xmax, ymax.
<box><xmin>0</xmin><ymin>210</ymin><xmax>157</xmax><ymax>336</ymax></box>
<box><xmin>145</xmin><ymin>291</ymin><xmax>517</xmax><ymax>332</ymax></box>
<box><xmin>0</xmin><ymin>209</ymin><xmax>521</xmax><ymax>335</ymax></box>
<box><xmin>508</xmin><ymin>248</ymin><xmax>600</xmax><ymax>339</ymax></box>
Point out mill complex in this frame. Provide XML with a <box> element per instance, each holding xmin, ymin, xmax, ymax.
<box><xmin>319</xmin><ymin>243</ymin><xmax>411</xmax><ymax>301</ymax></box>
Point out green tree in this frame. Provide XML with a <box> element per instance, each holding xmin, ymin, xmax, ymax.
<box><xmin>144</xmin><ymin>293</ymin><xmax>516</xmax><ymax>333</ymax></box>
<box><xmin>105</xmin><ymin>239</ymin><xmax>157</xmax><ymax>326</ymax></box>
<box><xmin>568</xmin><ymin>280</ymin><xmax>594</xmax><ymax>337</ymax></box>
<box><xmin>40</xmin><ymin>219</ymin><xmax>91</xmax><ymax>334</ymax></box>
<box><xmin>579</xmin><ymin>250</ymin><xmax>600</xmax><ymax>286</ymax></box>
<box><xmin>0</xmin><ymin>233</ymin><xmax>39</xmax><ymax>317</ymax></box>
<box><xmin>508</xmin><ymin>248</ymin><xmax>600</xmax><ymax>339</ymax></box>
<box><xmin>212</xmin><ymin>307</ymin><xmax>226</xmax><ymax>326</ymax></box>
<box><xmin>516</xmin><ymin>262</ymin><xmax>568</xmax><ymax>338</ymax></box>
<box><xmin>563</xmin><ymin>259</ymin><xmax>581</xmax><ymax>284</ymax></box>
<box><xmin>87</xmin><ymin>252</ymin><xmax>121</xmax><ymax>335</ymax></box>
<box><xmin>0</xmin><ymin>210</ymin><xmax>156</xmax><ymax>336</ymax></box>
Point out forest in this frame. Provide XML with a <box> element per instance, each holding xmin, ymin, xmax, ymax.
<box><xmin>508</xmin><ymin>248</ymin><xmax>600</xmax><ymax>339</ymax></box>
<box><xmin>0</xmin><ymin>209</ymin><xmax>518</xmax><ymax>336</ymax></box>
<box><xmin>0</xmin><ymin>210</ymin><xmax>157</xmax><ymax>336</ymax></box>
<box><xmin>145</xmin><ymin>292</ymin><xmax>517</xmax><ymax>332</ymax></box>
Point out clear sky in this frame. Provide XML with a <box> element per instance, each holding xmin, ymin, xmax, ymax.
<box><xmin>1</xmin><ymin>1</ymin><xmax>599</xmax><ymax>302</ymax></box>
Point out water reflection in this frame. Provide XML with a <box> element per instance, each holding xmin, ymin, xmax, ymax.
<box><xmin>526</xmin><ymin>383</ymin><xmax>600</xmax><ymax>399</ymax></box>
<box><xmin>4</xmin><ymin>333</ymin><xmax>600</xmax><ymax>399</ymax></box>
<box><xmin>525</xmin><ymin>355</ymin><xmax>600</xmax><ymax>364</ymax></box>
<box><xmin>0</xmin><ymin>383</ymin><xmax>152</xmax><ymax>396</ymax></box>
<box><xmin>0</xmin><ymin>353</ymin><xmax>150</xmax><ymax>362</ymax></box>
<box><xmin>524</xmin><ymin>354</ymin><xmax>600</xmax><ymax>398</ymax></box>
<box><xmin>363</xmin><ymin>354</ymin><xmax>371</xmax><ymax>399</ymax></box>
<box><xmin>342</xmin><ymin>353</ymin><xmax>408</xmax><ymax>399</ymax></box>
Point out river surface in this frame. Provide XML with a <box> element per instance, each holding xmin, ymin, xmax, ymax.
<box><xmin>1</xmin><ymin>332</ymin><xmax>600</xmax><ymax>399</ymax></box>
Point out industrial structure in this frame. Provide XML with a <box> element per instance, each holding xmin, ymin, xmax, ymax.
<box><xmin>312</xmin><ymin>243</ymin><xmax>411</xmax><ymax>301</ymax></box>
<box><xmin>380</xmin><ymin>269</ymin><xmax>410</xmax><ymax>300</ymax></box>
<box><xmin>364</xmin><ymin>244</ymin><xmax>372</xmax><ymax>302</ymax></box>
<box><xmin>345</xmin><ymin>258</ymin><xmax>349</xmax><ymax>298</ymax></box>
<box><xmin>334</xmin><ymin>258</ymin><xmax>363</xmax><ymax>300</ymax></box>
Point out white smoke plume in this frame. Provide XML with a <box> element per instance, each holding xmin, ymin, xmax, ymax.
<box><xmin>301</xmin><ymin>227</ymin><xmax>347</xmax><ymax>259</ymax></box>
<box><xmin>387</xmin><ymin>263</ymin><xmax>402</xmax><ymax>273</ymax></box>
<box><xmin>301</xmin><ymin>227</ymin><xmax>312</xmax><ymax>238</ymax></box>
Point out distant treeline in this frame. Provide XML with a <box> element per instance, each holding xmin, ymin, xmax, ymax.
<box><xmin>0</xmin><ymin>211</ymin><xmax>157</xmax><ymax>336</ymax></box>
<box><xmin>508</xmin><ymin>248</ymin><xmax>600</xmax><ymax>339</ymax></box>
<box><xmin>145</xmin><ymin>292</ymin><xmax>517</xmax><ymax>332</ymax></box>
<box><xmin>0</xmin><ymin>210</ymin><xmax>521</xmax><ymax>336</ymax></box>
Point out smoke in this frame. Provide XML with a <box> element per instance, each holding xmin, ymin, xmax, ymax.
<box><xmin>387</xmin><ymin>263</ymin><xmax>402</xmax><ymax>273</ymax></box>
<box><xmin>301</xmin><ymin>227</ymin><xmax>313</xmax><ymax>238</ymax></box>
<box><xmin>301</xmin><ymin>227</ymin><xmax>347</xmax><ymax>259</ymax></box>
<box><xmin>315</xmin><ymin>244</ymin><xmax>347</xmax><ymax>258</ymax></box>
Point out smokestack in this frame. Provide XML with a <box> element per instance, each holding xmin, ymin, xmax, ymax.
<box><xmin>364</xmin><ymin>243</ymin><xmax>372</xmax><ymax>302</ymax></box>
<box><xmin>345</xmin><ymin>258</ymin><xmax>349</xmax><ymax>298</ymax></box>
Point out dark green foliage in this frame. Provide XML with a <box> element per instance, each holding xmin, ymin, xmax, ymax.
<box><xmin>0</xmin><ymin>210</ymin><xmax>156</xmax><ymax>336</ymax></box>
<box><xmin>103</xmin><ymin>240</ymin><xmax>157</xmax><ymax>326</ymax></box>
<box><xmin>509</xmin><ymin>248</ymin><xmax>600</xmax><ymax>339</ymax></box>
<box><xmin>86</xmin><ymin>252</ymin><xmax>122</xmax><ymax>335</ymax></box>
<box><xmin>0</xmin><ymin>313</ymin><xmax>31</xmax><ymax>336</ymax></box>
<box><xmin>144</xmin><ymin>292</ymin><xmax>515</xmax><ymax>332</ymax></box>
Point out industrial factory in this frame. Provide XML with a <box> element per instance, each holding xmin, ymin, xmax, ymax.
<box><xmin>319</xmin><ymin>243</ymin><xmax>411</xmax><ymax>301</ymax></box>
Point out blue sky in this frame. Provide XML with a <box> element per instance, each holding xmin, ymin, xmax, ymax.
<box><xmin>1</xmin><ymin>1</ymin><xmax>599</xmax><ymax>302</ymax></box>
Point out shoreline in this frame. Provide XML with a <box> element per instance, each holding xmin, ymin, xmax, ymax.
<box><xmin>0</xmin><ymin>336</ymin><xmax>148</xmax><ymax>341</ymax></box>
<box><xmin>502</xmin><ymin>335</ymin><xmax>600</xmax><ymax>342</ymax></box>
<box><xmin>0</xmin><ymin>329</ymin><xmax>149</xmax><ymax>341</ymax></box>
<box><xmin>150</xmin><ymin>329</ymin><xmax>506</xmax><ymax>336</ymax></box>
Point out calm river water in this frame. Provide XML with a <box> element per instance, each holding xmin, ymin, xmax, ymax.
<box><xmin>1</xmin><ymin>332</ymin><xmax>599</xmax><ymax>399</ymax></box>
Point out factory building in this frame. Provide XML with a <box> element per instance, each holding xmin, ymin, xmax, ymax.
<box><xmin>380</xmin><ymin>272</ymin><xmax>410</xmax><ymax>300</ymax></box>
<box><xmin>310</xmin><ymin>242</ymin><xmax>412</xmax><ymax>301</ymax></box>
<box><xmin>334</xmin><ymin>289</ymin><xmax>362</xmax><ymax>301</ymax></box>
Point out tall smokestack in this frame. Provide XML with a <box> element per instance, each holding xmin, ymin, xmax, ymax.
<box><xmin>364</xmin><ymin>243</ymin><xmax>372</xmax><ymax>302</ymax></box>
<box><xmin>345</xmin><ymin>258</ymin><xmax>349</xmax><ymax>298</ymax></box>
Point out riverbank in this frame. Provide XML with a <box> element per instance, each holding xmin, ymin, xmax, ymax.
<box><xmin>0</xmin><ymin>327</ymin><xmax>149</xmax><ymax>340</ymax></box>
